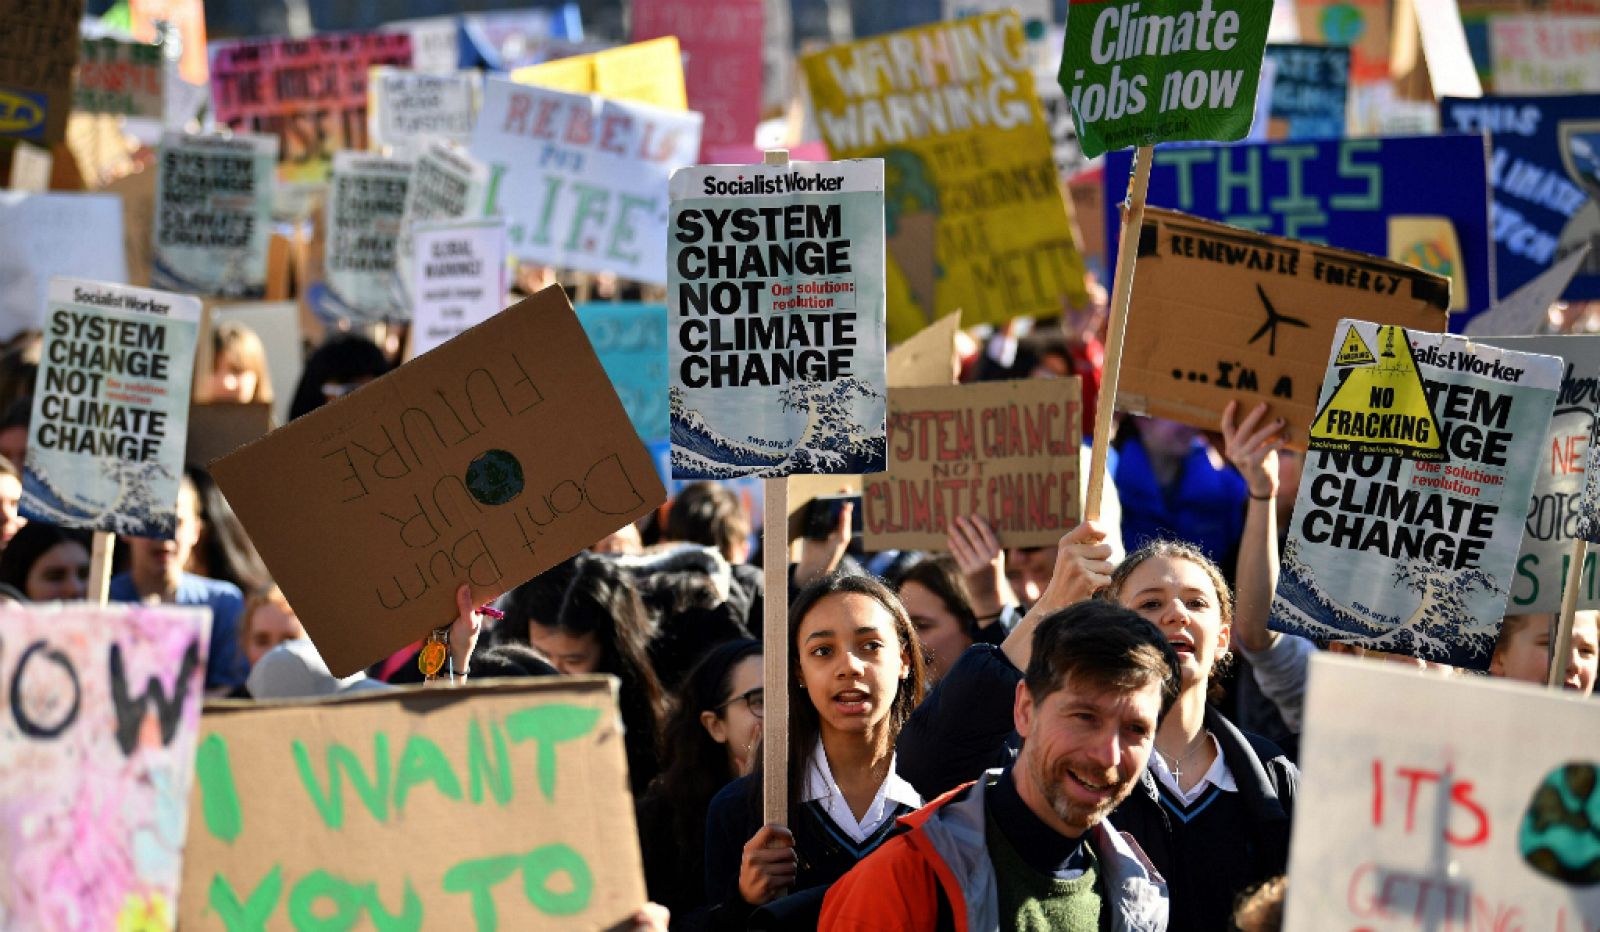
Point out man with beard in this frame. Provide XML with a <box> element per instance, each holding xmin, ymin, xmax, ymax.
<box><xmin>821</xmin><ymin>601</ymin><xmax>1178</xmax><ymax>930</ymax></box>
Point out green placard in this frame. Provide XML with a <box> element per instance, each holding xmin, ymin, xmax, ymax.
<box><xmin>1059</xmin><ymin>0</ymin><xmax>1272</xmax><ymax>158</ymax></box>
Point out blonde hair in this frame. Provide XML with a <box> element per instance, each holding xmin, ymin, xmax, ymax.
<box><xmin>241</xmin><ymin>586</ymin><xmax>300</xmax><ymax>644</ymax></box>
<box><xmin>214</xmin><ymin>321</ymin><xmax>274</xmax><ymax>405</ymax></box>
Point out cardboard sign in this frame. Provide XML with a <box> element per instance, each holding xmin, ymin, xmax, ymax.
<box><xmin>185</xmin><ymin>401</ymin><xmax>273</xmax><ymax>468</ymax></box>
<box><xmin>1285</xmin><ymin>654</ymin><xmax>1600</xmax><ymax>929</ymax></box>
<box><xmin>209</xmin><ymin>32</ymin><xmax>413</xmax><ymax>184</ymax></box>
<box><xmin>368</xmin><ymin>67</ymin><xmax>480</xmax><ymax>158</ymax></box>
<box><xmin>1263</xmin><ymin>44</ymin><xmax>1350</xmax><ymax>139</ymax></box>
<box><xmin>1477</xmin><ymin>335</ymin><xmax>1600</xmax><ymax>612</ymax></box>
<box><xmin>0</xmin><ymin>193</ymin><xmax>127</xmax><ymax>341</ymax></box>
<box><xmin>576</xmin><ymin>302</ymin><xmax>670</xmax><ymax>445</ymax></box>
<box><xmin>0</xmin><ymin>0</ymin><xmax>83</xmax><ymax>143</ymax></box>
<box><xmin>864</xmin><ymin>379</ymin><xmax>1081</xmax><ymax>550</ymax></box>
<box><xmin>1119</xmin><ymin>209</ymin><xmax>1451</xmax><ymax>446</ymax></box>
<box><xmin>318</xmin><ymin>152</ymin><xmax>413</xmax><ymax>323</ymax></box>
<box><xmin>0</xmin><ymin>604</ymin><xmax>210</xmax><ymax>931</ymax></box>
<box><xmin>410</xmin><ymin>218</ymin><xmax>507</xmax><ymax>358</ymax></box>
<box><xmin>394</xmin><ymin>141</ymin><xmax>491</xmax><ymax>310</ymax></box>
<box><xmin>633</xmin><ymin>0</ymin><xmax>764</xmax><ymax>158</ymax></box>
<box><xmin>667</xmin><ymin>160</ymin><xmax>888</xmax><ymax>480</ymax></box>
<box><xmin>74</xmin><ymin>36</ymin><xmax>164</xmax><ymax>118</ymax></box>
<box><xmin>210</xmin><ymin>286</ymin><xmax>666</xmax><ymax>677</ymax></box>
<box><xmin>470</xmin><ymin>78</ymin><xmax>701</xmax><ymax>284</ymax></box>
<box><xmin>1057</xmin><ymin>0</ymin><xmax>1272</xmax><ymax>158</ymax></box>
<box><xmin>803</xmin><ymin>12</ymin><xmax>1090</xmax><ymax>341</ymax></box>
<box><xmin>1295</xmin><ymin>0</ymin><xmax>1389</xmax><ymax>83</ymax></box>
<box><xmin>1271</xmin><ymin>321</ymin><xmax>1561</xmax><ymax>668</ymax></box>
<box><xmin>178</xmin><ymin>677</ymin><xmax>649</xmax><ymax>931</ymax></box>
<box><xmin>1104</xmin><ymin>135</ymin><xmax>1496</xmax><ymax>324</ymax></box>
<box><xmin>1441</xmin><ymin>95</ymin><xmax>1600</xmax><ymax>302</ymax></box>
<box><xmin>511</xmin><ymin>37</ymin><xmax>688</xmax><ymax>112</ymax></box>
<box><xmin>153</xmin><ymin>132</ymin><xmax>279</xmax><ymax>299</ymax></box>
<box><xmin>1490</xmin><ymin>15</ymin><xmax>1600</xmax><ymax>93</ymax></box>
<box><xmin>22</xmin><ymin>279</ymin><xmax>200</xmax><ymax>539</ymax></box>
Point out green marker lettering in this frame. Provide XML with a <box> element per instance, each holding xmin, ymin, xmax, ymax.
<box><xmin>467</xmin><ymin>716</ymin><xmax>514</xmax><ymax>806</ymax></box>
<box><xmin>293</xmin><ymin>735</ymin><xmax>392</xmax><ymax>830</ymax></box>
<box><xmin>522</xmin><ymin>844</ymin><xmax>593</xmax><ymax>917</ymax></box>
<box><xmin>443</xmin><ymin>854</ymin><xmax>521</xmax><ymax>932</ymax></box>
<box><xmin>504</xmin><ymin>704</ymin><xmax>601</xmax><ymax>801</ymax></box>
<box><xmin>394</xmin><ymin>734</ymin><xmax>464</xmax><ymax>814</ymax></box>
<box><xmin>209</xmin><ymin>866</ymin><xmax>282</xmax><ymax>931</ymax></box>
<box><xmin>197</xmin><ymin>733</ymin><xmax>243</xmax><ymax>843</ymax></box>
<box><xmin>287</xmin><ymin>869</ymin><xmax>363</xmax><ymax>931</ymax></box>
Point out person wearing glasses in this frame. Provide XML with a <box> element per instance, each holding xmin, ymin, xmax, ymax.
<box><xmin>636</xmin><ymin>639</ymin><xmax>763</xmax><ymax>930</ymax></box>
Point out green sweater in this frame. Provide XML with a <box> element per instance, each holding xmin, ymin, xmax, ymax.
<box><xmin>985</xmin><ymin>810</ymin><xmax>1106</xmax><ymax>931</ymax></box>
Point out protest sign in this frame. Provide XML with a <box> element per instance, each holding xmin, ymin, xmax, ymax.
<box><xmin>153</xmin><ymin>132</ymin><xmax>278</xmax><ymax>299</ymax></box>
<box><xmin>211</xmin><ymin>302</ymin><xmax>301</xmax><ymax>425</ymax></box>
<box><xmin>1442</xmin><ymin>94</ymin><xmax>1600</xmax><ymax>302</ymax></box>
<box><xmin>511</xmin><ymin>37</ymin><xmax>688</xmax><ymax>112</ymax></box>
<box><xmin>126</xmin><ymin>0</ymin><xmax>208</xmax><ymax>85</ymax></box>
<box><xmin>0</xmin><ymin>193</ymin><xmax>127</xmax><ymax>341</ymax></box>
<box><xmin>470</xmin><ymin>78</ymin><xmax>701</xmax><ymax>284</ymax></box>
<box><xmin>667</xmin><ymin>160</ymin><xmax>887</xmax><ymax>480</ymax></box>
<box><xmin>577</xmin><ymin>302</ymin><xmax>669</xmax><ymax>445</ymax></box>
<box><xmin>0</xmin><ymin>604</ymin><xmax>210</xmax><ymax>932</ymax></box>
<box><xmin>22</xmin><ymin>279</ymin><xmax>200</xmax><ymax>539</ymax></box>
<box><xmin>379</xmin><ymin>15</ymin><xmax>459</xmax><ymax>74</ymax></box>
<box><xmin>1295</xmin><ymin>0</ymin><xmax>1390</xmax><ymax>83</ymax></box>
<box><xmin>1057</xmin><ymin>0</ymin><xmax>1272</xmax><ymax>158</ymax></box>
<box><xmin>319</xmin><ymin>152</ymin><xmax>412</xmax><ymax>323</ymax></box>
<box><xmin>1476</xmin><ymin>335</ymin><xmax>1600</xmax><ymax>612</ymax></box>
<box><xmin>393</xmin><ymin>142</ymin><xmax>490</xmax><ymax>310</ymax></box>
<box><xmin>178</xmin><ymin>677</ymin><xmax>649</xmax><ymax>931</ymax></box>
<box><xmin>803</xmin><ymin>12</ymin><xmax>1090</xmax><ymax>340</ymax></box>
<box><xmin>1285</xmin><ymin>654</ymin><xmax>1600</xmax><ymax>928</ymax></box>
<box><xmin>1262</xmin><ymin>44</ymin><xmax>1349</xmax><ymax>138</ymax></box>
<box><xmin>74</xmin><ymin>36</ymin><xmax>164</xmax><ymax>119</ymax></box>
<box><xmin>410</xmin><ymin>218</ymin><xmax>507</xmax><ymax>359</ymax></box>
<box><xmin>210</xmin><ymin>286</ymin><xmax>666</xmax><ymax>677</ymax></box>
<box><xmin>368</xmin><ymin>67</ymin><xmax>480</xmax><ymax>158</ymax></box>
<box><xmin>633</xmin><ymin>0</ymin><xmax>764</xmax><ymax>158</ymax></box>
<box><xmin>1119</xmin><ymin>209</ymin><xmax>1451</xmax><ymax>446</ymax></box>
<box><xmin>1270</xmin><ymin>321</ymin><xmax>1561</xmax><ymax>667</ymax></box>
<box><xmin>864</xmin><ymin>379</ymin><xmax>1081</xmax><ymax>551</ymax></box>
<box><xmin>186</xmin><ymin>402</ymin><xmax>273</xmax><ymax>468</ymax></box>
<box><xmin>457</xmin><ymin>8</ymin><xmax>587</xmax><ymax>73</ymax></box>
<box><xmin>1104</xmin><ymin>134</ymin><xmax>1497</xmax><ymax>323</ymax></box>
<box><xmin>0</xmin><ymin>0</ymin><xmax>83</xmax><ymax>143</ymax></box>
<box><xmin>1490</xmin><ymin>15</ymin><xmax>1600</xmax><ymax>93</ymax></box>
<box><xmin>209</xmin><ymin>32</ymin><xmax>413</xmax><ymax>184</ymax></box>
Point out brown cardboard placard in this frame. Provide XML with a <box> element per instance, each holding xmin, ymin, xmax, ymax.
<box><xmin>178</xmin><ymin>677</ymin><xmax>648</xmax><ymax>930</ymax></box>
<box><xmin>210</xmin><ymin>286</ymin><xmax>666</xmax><ymax>676</ymax></box>
<box><xmin>1117</xmin><ymin>208</ymin><xmax>1451</xmax><ymax>447</ymax></box>
<box><xmin>0</xmin><ymin>0</ymin><xmax>86</xmax><ymax>145</ymax></box>
<box><xmin>863</xmin><ymin>378</ymin><xmax>1081</xmax><ymax>552</ymax></box>
<box><xmin>186</xmin><ymin>402</ymin><xmax>273</xmax><ymax>468</ymax></box>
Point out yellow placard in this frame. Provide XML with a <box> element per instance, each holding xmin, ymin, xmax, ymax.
<box><xmin>1310</xmin><ymin>324</ymin><xmax>1444</xmax><ymax>460</ymax></box>
<box><xmin>1388</xmin><ymin>216</ymin><xmax>1466</xmax><ymax>311</ymax></box>
<box><xmin>512</xmin><ymin>37</ymin><xmax>687</xmax><ymax>111</ymax></box>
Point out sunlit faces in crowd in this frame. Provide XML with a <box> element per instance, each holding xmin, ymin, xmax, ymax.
<box><xmin>898</xmin><ymin>579</ymin><xmax>972</xmax><ymax>682</ymax></box>
<box><xmin>1492</xmin><ymin>611</ymin><xmax>1599</xmax><ymax>695</ymax></box>
<box><xmin>241</xmin><ymin>587</ymin><xmax>307</xmax><ymax>669</ymax></box>
<box><xmin>209</xmin><ymin>322</ymin><xmax>274</xmax><ymax>405</ymax></box>
<box><xmin>701</xmin><ymin>652</ymin><xmax>764</xmax><ymax>775</ymax></box>
<box><xmin>26</xmin><ymin>535</ymin><xmax>89</xmax><ymax>601</ymax></box>
<box><xmin>1115</xmin><ymin>554</ymin><xmax>1231</xmax><ymax>689</ymax></box>
<box><xmin>0</xmin><ymin>463</ymin><xmax>23</xmax><ymax>552</ymax></box>
<box><xmin>796</xmin><ymin>591</ymin><xmax>913</xmax><ymax>738</ymax></box>
<box><xmin>527</xmin><ymin>626</ymin><xmax>603</xmax><ymax>674</ymax></box>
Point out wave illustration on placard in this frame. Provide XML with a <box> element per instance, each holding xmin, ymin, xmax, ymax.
<box><xmin>670</xmin><ymin>378</ymin><xmax>886</xmax><ymax>479</ymax></box>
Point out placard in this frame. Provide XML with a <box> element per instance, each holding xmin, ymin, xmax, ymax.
<box><xmin>1104</xmin><ymin>134</ymin><xmax>1497</xmax><ymax>324</ymax></box>
<box><xmin>153</xmin><ymin>132</ymin><xmax>278</xmax><ymax>299</ymax></box>
<box><xmin>470</xmin><ymin>78</ymin><xmax>700</xmax><ymax>284</ymax></box>
<box><xmin>1270</xmin><ymin>321</ymin><xmax>1561</xmax><ymax>668</ymax></box>
<box><xmin>864</xmin><ymin>379</ymin><xmax>1082</xmax><ymax>551</ymax></box>
<box><xmin>1295</xmin><ymin>0</ymin><xmax>1389</xmax><ymax>84</ymax></box>
<box><xmin>1489</xmin><ymin>15</ymin><xmax>1600</xmax><ymax>93</ymax></box>
<box><xmin>1285</xmin><ymin>654</ymin><xmax>1600</xmax><ymax>929</ymax></box>
<box><xmin>0</xmin><ymin>0</ymin><xmax>84</xmax><ymax>143</ymax></box>
<box><xmin>320</xmin><ymin>152</ymin><xmax>413</xmax><ymax>323</ymax></box>
<box><xmin>368</xmin><ymin>67</ymin><xmax>480</xmax><ymax>158</ymax></box>
<box><xmin>0</xmin><ymin>604</ymin><xmax>210</xmax><ymax>932</ymax></box>
<box><xmin>210</xmin><ymin>286</ymin><xmax>666</xmax><ymax>677</ymax></box>
<box><xmin>576</xmin><ymin>302</ymin><xmax>669</xmax><ymax>445</ymax></box>
<box><xmin>127</xmin><ymin>0</ymin><xmax>208</xmax><ymax>86</ymax></box>
<box><xmin>0</xmin><ymin>193</ymin><xmax>127</xmax><ymax>341</ymax></box>
<box><xmin>22</xmin><ymin>278</ymin><xmax>200</xmax><ymax>539</ymax></box>
<box><xmin>394</xmin><ymin>141</ymin><xmax>491</xmax><ymax>310</ymax></box>
<box><xmin>1441</xmin><ymin>94</ymin><xmax>1600</xmax><ymax>301</ymax></box>
<box><xmin>410</xmin><ymin>218</ymin><xmax>506</xmax><ymax>358</ymax></box>
<box><xmin>1119</xmin><ymin>208</ymin><xmax>1451</xmax><ymax>445</ymax></box>
<box><xmin>74</xmin><ymin>35</ymin><xmax>164</xmax><ymax>119</ymax></box>
<box><xmin>178</xmin><ymin>677</ymin><xmax>648</xmax><ymax>931</ymax></box>
<box><xmin>668</xmin><ymin>160</ymin><xmax>888</xmax><ymax>480</ymax></box>
<box><xmin>510</xmin><ymin>36</ymin><xmax>687</xmax><ymax>112</ymax></box>
<box><xmin>1058</xmin><ymin>0</ymin><xmax>1273</xmax><ymax>158</ymax></box>
<box><xmin>803</xmin><ymin>12</ymin><xmax>1090</xmax><ymax>341</ymax></box>
<box><xmin>209</xmin><ymin>31</ymin><xmax>413</xmax><ymax>184</ymax></box>
<box><xmin>1263</xmin><ymin>44</ymin><xmax>1350</xmax><ymax>138</ymax></box>
<box><xmin>633</xmin><ymin>0</ymin><xmax>764</xmax><ymax>158</ymax></box>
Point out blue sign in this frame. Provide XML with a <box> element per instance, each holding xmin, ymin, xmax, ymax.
<box><xmin>1263</xmin><ymin>44</ymin><xmax>1349</xmax><ymax>140</ymax></box>
<box><xmin>575</xmin><ymin>302</ymin><xmax>668</xmax><ymax>445</ymax></box>
<box><xmin>1105</xmin><ymin>135</ymin><xmax>1495</xmax><ymax>329</ymax></box>
<box><xmin>1441</xmin><ymin>94</ymin><xmax>1600</xmax><ymax>303</ymax></box>
<box><xmin>0</xmin><ymin>84</ymin><xmax>48</xmax><ymax>141</ymax></box>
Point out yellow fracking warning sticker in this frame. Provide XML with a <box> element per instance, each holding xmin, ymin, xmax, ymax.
<box><xmin>1334</xmin><ymin>324</ymin><xmax>1376</xmax><ymax>367</ymax></box>
<box><xmin>1309</xmin><ymin>324</ymin><xmax>1444</xmax><ymax>461</ymax></box>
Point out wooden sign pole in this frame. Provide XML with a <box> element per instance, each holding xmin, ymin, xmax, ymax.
<box><xmin>88</xmin><ymin>531</ymin><xmax>114</xmax><ymax>606</ymax></box>
<box><xmin>1548</xmin><ymin>538</ymin><xmax>1587</xmax><ymax>689</ymax></box>
<box><xmin>761</xmin><ymin>148</ymin><xmax>792</xmax><ymax>828</ymax></box>
<box><xmin>1083</xmin><ymin>144</ymin><xmax>1154</xmax><ymax>522</ymax></box>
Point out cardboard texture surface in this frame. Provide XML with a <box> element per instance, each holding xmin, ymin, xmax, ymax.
<box><xmin>210</xmin><ymin>286</ymin><xmax>666</xmax><ymax>677</ymax></box>
<box><xmin>178</xmin><ymin>677</ymin><xmax>648</xmax><ymax>930</ymax></box>
<box><xmin>1119</xmin><ymin>209</ymin><xmax>1451</xmax><ymax>446</ymax></box>
<box><xmin>864</xmin><ymin>378</ymin><xmax>1081</xmax><ymax>551</ymax></box>
<box><xmin>186</xmin><ymin>402</ymin><xmax>273</xmax><ymax>468</ymax></box>
<box><xmin>0</xmin><ymin>0</ymin><xmax>85</xmax><ymax>144</ymax></box>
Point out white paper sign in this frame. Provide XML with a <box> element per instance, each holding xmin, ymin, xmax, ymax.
<box><xmin>0</xmin><ymin>193</ymin><xmax>127</xmax><ymax>341</ymax></box>
<box><xmin>409</xmin><ymin>218</ymin><xmax>507</xmax><ymax>358</ymax></box>
<box><xmin>1286</xmin><ymin>654</ymin><xmax>1600</xmax><ymax>929</ymax></box>
<box><xmin>369</xmin><ymin>67</ymin><xmax>480</xmax><ymax>158</ymax></box>
<box><xmin>321</xmin><ymin>151</ymin><xmax>413</xmax><ymax>322</ymax></box>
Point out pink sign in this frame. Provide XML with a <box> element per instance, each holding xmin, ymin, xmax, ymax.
<box><xmin>633</xmin><ymin>0</ymin><xmax>765</xmax><ymax>158</ymax></box>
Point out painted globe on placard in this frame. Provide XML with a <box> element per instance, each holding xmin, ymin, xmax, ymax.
<box><xmin>1321</xmin><ymin>3</ymin><xmax>1366</xmax><ymax>44</ymax></box>
<box><xmin>1398</xmin><ymin>240</ymin><xmax>1456</xmax><ymax>281</ymax></box>
<box><xmin>1519</xmin><ymin>762</ymin><xmax>1600</xmax><ymax>887</ymax></box>
<box><xmin>465</xmin><ymin>449</ymin><xmax>525</xmax><ymax>506</ymax></box>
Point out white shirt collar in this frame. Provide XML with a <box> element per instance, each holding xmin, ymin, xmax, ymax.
<box><xmin>1148</xmin><ymin>732</ymin><xmax>1237</xmax><ymax>805</ymax></box>
<box><xmin>801</xmin><ymin>740</ymin><xmax>923</xmax><ymax>844</ymax></box>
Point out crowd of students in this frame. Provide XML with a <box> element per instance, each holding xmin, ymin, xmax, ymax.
<box><xmin>0</xmin><ymin>292</ymin><xmax>1595</xmax><ymax>930</ymax></box>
